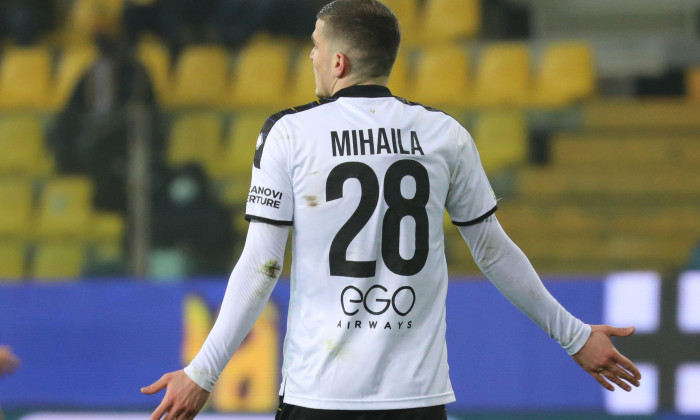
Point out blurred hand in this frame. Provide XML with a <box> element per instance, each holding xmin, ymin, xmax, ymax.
<box><xmin>0</xmin><ymin>345</ymin><xmax>20</xmax><ymax>377</ymax></box>
<box><xmin>141</xmin><ymin>369</ymin><xmax>209</xmax><ymax>420</ymax></box>
<box><xmin>572</xmin><ymin>325</ymin><xmax>642</xmax><ymax>392</ymax></box>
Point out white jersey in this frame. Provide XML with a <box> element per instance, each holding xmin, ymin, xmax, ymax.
<box><xmin>245</xmin><ymin>85</ymin><xmax>497</xmax><ymax>410</ymax></box>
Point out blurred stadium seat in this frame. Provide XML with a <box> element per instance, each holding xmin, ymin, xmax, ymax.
<box><xmin>472</xmin><ymin>42</ymin><xmax>530</xmax><ymax>107</ymax></box>
<box><xmin>382</xmin><ymin>0</ymin><xmax>420</xmax><ymax>45</ymax></box>
<box><xmin>52</xmin><ymin>45</ymin><xmax>99</xmax><ymax>109</ymax></box>
<box><xmin>66</xmin><ymin>0</ymin><xmax>125</xmax><ymax>45</ymax></box>
<box><xmin>418</xmin><ymin>0</ymin><xmax>481</xmax><ymax>44</ymax></box>
<box><xmin>411</xmin><ymin>44</ymin><xmax>472</xmax><ymax>107</ymax></box>
<box><xmin>0</xmin><ymin>47</ymin><xmax>53</xmax><ymax>110</ymax></box>
<box><xmin>136</xmin><ymin>38</ymin><xmax>172</xmax><ymax>105</ymax></box>
<box><xmin>387</xmin><ymin>52</ymin><xmax>409</xmax><ymax>97</ymax></box>
<box><xmin>167</xmin><ymin>112</ymin><xmax>224</xmax><ymax>177</ymax></box>
<box><xmin>218</xmin><ymin>112</ymin><xmax>270</xmax><ymax>204</ymax></box>
<box><xmin>169</xmin><ymin>45</ymin><xmax>229</xmax><ymax>108</ymax></box>
<box><xmin>228</xmin><ymin>41</ymin><xmax>291</xmax><ymax>108</ymax></box>
<box><xmin>0</xmin><ymin>114</ymin><xmax>52</xmax><ymax>176</ymax></box>
<box><xmin>31</xmin><ymin>241</ymin><xmax>86</xmax><ymax>280</ymax></box>
<box><xmin>686</xmin><ymin>65</ymin><xmax>700</xmax><ymax>101</ymax></box>
<box><xmin>0</xmin><ymin>241</ymin><xmax>26</xmax><ymax>281</ymax></box>
<box><xmin>34</xmin><ymin>176</ymin><xmax>94</xmax><ymax>239</ymax></box>
<box><xmin>473</xmin><ymin>110</ymin><xmax>528</xmax><ymax>173</ymax></box>
<box><xmin>0</xmin><ymin>178</ymin><xmax>33</xmax><ymax>239</ymax></box>
<box><xmin>530</xmin><ymin>41</ymin><xmax>596</xmax><ymax>107</ymax></box>
<box><xmin>286</xmin><ymin>50</ymin><xmax>318</xmax><ymax>106</ymax></box>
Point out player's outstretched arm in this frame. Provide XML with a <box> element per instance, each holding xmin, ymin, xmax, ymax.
<box><xmin>458</xmin><ymin>216</ymin><xmax>642</xmax><ymax>392</ymax></box>
<box><xmin>572</xmin><ymin>324</ymin><xmax>641</xmax><ymax>392</ymax></box>
<box><xmin>141</xmin><ymin>370</ymin><xmax>209</xmax><ymax>420</ymax></box>
<box><xmin>141</xmin><ymin>221</ymin><xmax>289</xmax><ymax>419</ymax></box>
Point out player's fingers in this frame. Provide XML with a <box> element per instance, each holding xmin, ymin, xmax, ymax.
<box><xmin>150</xmin><ymin>400</ymin><xmax>169</xmax><ymax>420</ymax></box>
<box><xmin>609</xmin><ymin>364</ymin><xmax>640</xmax><ymax>388</ymax></box>
<box><xmin>591</xmin><ymin>370</ymin><xmax>615</xmax><ymax>392</ymax></box>
<box><xmin>608</xmin><ymin>325</ymin><xmax>635</xmax><ymax>338</ymax></box>
<box><xmin>615</xmin><ymin>352</ymin><xmax>642</xmax><ymax>381</ymax></box>
<box><xmin>163</xmin><ymin>405</ymin><xmax>185</xmax><ymax>420</ymax></box>
<box><xmin>600</xmin><ymin>369</ymin><xmax>631</xmax><ymax>392</ymax></box>
<box><xmin>142</xmin><ymin>374</ymin><xmax>170</xmax><ymax>394</ymax></box>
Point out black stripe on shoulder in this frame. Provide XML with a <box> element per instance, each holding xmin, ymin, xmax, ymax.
<box><xmin>253</xmin><ymin>98</ymin><xmax>337</xmax><ymax>169</ymax></box>
<box><xmin>245</xmin><ymin>214</ymin><xmax>293</xmax><ymax>226</ymax></box>
<box><xmin>393</xmin><ymin>96</ymin><xmax>466</xmax><ymax>130</ymax></box>
<box><xmin>451</xmin><ymin>205</ymin><xmax>498</xmax><ymax>227</ymax></box>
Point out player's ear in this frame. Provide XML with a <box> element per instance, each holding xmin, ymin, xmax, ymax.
<box><xmin>333</xmin><ymin>52</ymin><xmax>349</xmax><ymax>78</ymax></box>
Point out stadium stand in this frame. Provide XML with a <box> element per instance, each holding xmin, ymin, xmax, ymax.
<box><xmin>34</xmin><ymin>176</ymin><xmax>94</xmax><ymax>239</ymax></box>
<box><xmin>0</xmin><ymin>178</ymin><xmax>33</xmax><ymax>239</ymax></box>
<box><xmin>52</xmin><ymin>45</ymin><xmax>98</xmax><ymax>109</ymax></box>
<box><xmin>530</xmin><ymin>41</ymin><xmax>596</xmax><ymax>107</ymax></box>
<box><xmin>418</xmin><ymin>0</ymin><xmax>481</xmax><ymax>44</ymax></box>
<box><xmin>136</xmin><ymin>38</ymin><xmax>172</xmax><ymax>105</ymax></box>
<box><xmin>31</xmin><ymin>241</ymin><xmax>86</xmax><ymax>280</ymax></box>
<box><xmin>227</xmin><ymin>40</ymin><xmax>291</xmax><ymax>109</ymax></box>
<box><xmin>0</xmin><ymin>47</ymin><xmax>53</xmax><ymax>110</ymax></box>
<box><xmin>0</xmin><ymin>241</ymin><xmax>26</xmax><ymax>281</ymax></box>
<box><xmin>0</xmin><ymin>114</ymin><xmax>53</xmax><ymax>177</ymax></box>
<box><xmin>411</xmin><ymin>44</ymin><xmax>472</xmax><ymax>107</ymax></box>
<box><xmin>167</xmin><ymin>111</ymin><xmax>224</xmax><ymax>178</ymax></box>
<box><xmin>168</xmin><ymin>45</ymin><xmax>229</xmax><ymax>108</ymax></box>
<box><xmin>473</xmin><ymin>110</ymin><xmax>528</xmax><ymax>173</ymax></box>
<box><xmin>472</xmin><ymin>42</ymin><xmax>530</xmax><ymax>107</ymax></box>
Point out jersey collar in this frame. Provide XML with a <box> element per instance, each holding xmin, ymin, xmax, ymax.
<box><xmin>331</xmin><ymin>85</ymin><xmax>393</xmax><ymax>99</ymax></box>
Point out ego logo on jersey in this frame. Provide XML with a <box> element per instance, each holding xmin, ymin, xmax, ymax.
<box><xmin>341</xmin><ymin>285</ymin><xmax>415</xmax><ymax>316</ymax></box>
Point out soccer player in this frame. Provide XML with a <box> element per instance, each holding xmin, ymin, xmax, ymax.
<box><xmin>142</xmin><ymin>1</ymin><xmax>642</xmax><ymax>419</ymax></box>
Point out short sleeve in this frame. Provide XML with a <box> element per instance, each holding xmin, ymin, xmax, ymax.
<box><xmin>244</xmin><ymin>120</ymin><xmax>294</xmax><ymax>226</ymax></box>
<box><xmin>445</xmin><ymin>124</ymin><xmax>498</xmax><ymax>226</ymax></box>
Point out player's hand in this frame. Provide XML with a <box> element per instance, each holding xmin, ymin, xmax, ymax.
<box><xmin>141</xmin><ymin>370</ymin><xmax>209</xmax><ymax>420</ymax></box>
<box><xmin>572</xmin><ymin>325</ymin><xmax>641</xmax><ymax>392</ymax></box>
<box><xmin>0</xmin><ymin>345</ymin><xmax>20</xmax><ymax>377</ymax></box>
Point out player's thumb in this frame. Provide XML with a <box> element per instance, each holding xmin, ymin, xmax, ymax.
<box><xmin>141</xmin><ymin>374</ymin><xmax>169</xmax><ymax>394</ymax></box>
<box><xmin>608</xmin><ymin>325</ymin><xmax>636</xmax><ymax>337</ymax></box>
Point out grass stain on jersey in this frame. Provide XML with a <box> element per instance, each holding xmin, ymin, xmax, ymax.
<box><xmin>261</xmin><ymin>260</ymin><xmax>281</xmax><ymax>279</ymax></box>
<box><xmin>303</xmin><ymin>195</ymin><xmax>319</xmax><ymax>207</ymax></box>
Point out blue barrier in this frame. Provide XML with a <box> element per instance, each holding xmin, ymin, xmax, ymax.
<box><xmin>0</xmin><ymin>278</ymin><xmax>605</xmax><ymax>411</ymax></box>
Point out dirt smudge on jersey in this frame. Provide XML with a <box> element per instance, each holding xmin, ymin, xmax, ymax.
<box><xmin>303</xmin><ymin>195</ymin><xmax>319</xmax><ymax>207</ymax></box>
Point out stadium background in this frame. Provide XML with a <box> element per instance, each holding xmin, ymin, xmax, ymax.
<box><xmin>0</xmin><ymin>0</ymin><xmax>699</xmax><ymax>418</ymax></box>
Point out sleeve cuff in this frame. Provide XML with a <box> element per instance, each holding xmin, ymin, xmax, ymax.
<box><xmin>184</xmin><ymin>364</ymin><xmax>216</xmax><ymax>393</ymax></box>
<box><xmin>563</xmin><ymin>323</ymin><xmax>592</xmax><ymax>356</ymax></box>
<box><xmin>245</xmin><ymin>214</ymin><xmax>293</xmax><ymax>226</ymax></box>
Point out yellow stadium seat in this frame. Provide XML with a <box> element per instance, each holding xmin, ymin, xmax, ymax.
<box><xmin>286</xmin><ymin>52</ymin><xmax>318</xmax><ymax>106</ymax></box>
<box><xmin>0</xmin><ymin>114</ymin><xmax>51</xmax><ymax>176</ymax></box>
<box><xmin>169</xmin><ymin>45</ymin><xmax>229</xmax><ymax>108</ymax></box>
<box><xmin>530</xmin><ymin>42</ymin><xmax>595</xmax><ymax>107</ymax></box>
<box><xmin>419</xmin><ymin>0</ymin><xmax>481</xmax><ymax>44</ymax></box>
<box><xmin>387</xmin><ymin>52</ymin><xmax>409</xmax><ymax>97</ymax></box>
<box><xmin>0</xmin><ymin>242</ymin><xmax>26</xmax><ymax>281</ymax></box>
<box><xmin>686</xmin><ymin>65</ymin><xmax>700</xmax><ymax>101</ymax></box>
<box><xmin>0</xmin><ymin>178</ymin><xmax>33</xmax><ymax>238</ymax></box>
<box><xmin>473</xmin><ymin>110</ymin><xmax>528</xmax><ymax>174</ymax></box>
<box><xmin>473</xmin><ymin>43</ymin><xmax>530</xmax><ymax>107</ymax></box>
<box><xmin>382</xmin><ymin>0</ymin><xmax>420</xmax><ymax>45</ymax></box>
<box><xmin>34</xmin><ymin>177</ymin><xmax>93</xmax><ymax>239</ymax></box>
<box><xmin>137</xmin><ymin>39</ymin><xmax>172</xmax><ymax>105</ymax></box>
<box><xmin>31</xmin><ymin>241</ymin><xmax>86</xmax><ymax>281</ymax></box>
<box><xmin>0</xmin><ymin>47</ymin><xmax>53</xmax><ymax>110</ymax></box>
<box><xmin>52</xmin><ymin>45</ymin><xmax>98</xmax><ymax>109</ymax></box>
<box><xmin>68</xmin><ymin>0</ymin><xmax>125</xmax><ymax>44</ymax></box>
<box><xmin>412</xmin><ymin>45</ymin><xmax>471</xmax><ymax>107</ymax></box>
<box><xmin>222</xmin><ymin>112</ymin><xmax>269</xmax><ymax>180</ymax></box>
<box><xmin>90</xmin><ymin>212</ymin><xmax>125</xmax><ymax>261</ymax></box>
<box><xmin>228</xmin><ymin>42</ymin><xmax>290</xmax><ymax>108</ymax></box>
<box><xmin>167</xmin><ymin>112</ymin><xmax>224</xmax><ymax>177</ymax></box>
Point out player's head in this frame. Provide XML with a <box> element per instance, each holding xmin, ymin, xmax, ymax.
<box><xmin>311</xmin><ymin>0</ymin><xmax>401</xmax><ymax>98</ymax></box>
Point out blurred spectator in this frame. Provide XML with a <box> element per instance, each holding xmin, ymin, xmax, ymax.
<box><xmin>49</xmin><ymin>30</ymin><xmax>162</xmax><ymax>215</ymax></box>
<box><xmin>151</xmin><ymin>164</ymin><xmax>235</xmax><ymax>276</ymax></box>
<box><xmin>0</xmin><ymin>0</ymin><xmax>55</xmax><ymax>45</ymax></box>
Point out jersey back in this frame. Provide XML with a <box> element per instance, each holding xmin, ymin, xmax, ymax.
<box><xmin>245</xmin><ymin>89</ymin><xmax>497</xmax><ymax>410</ymax></box>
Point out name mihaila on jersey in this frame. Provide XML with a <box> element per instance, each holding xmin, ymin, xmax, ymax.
<box><xmin>331</xmin><ymin>127</ymin><xmax>425</xmax><ymax>157</ymax></box>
